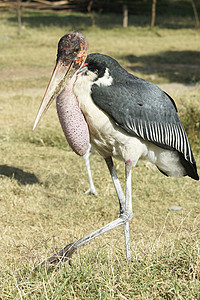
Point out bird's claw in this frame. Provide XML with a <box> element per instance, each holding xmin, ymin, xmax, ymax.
<box><xmin>34</xmin><ymin>243</ymin><xmax>77</xmax><ymax>270</ymax></box>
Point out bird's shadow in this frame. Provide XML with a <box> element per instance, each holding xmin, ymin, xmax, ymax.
<box><xmin>0</xmin><ymin>165</ymin><xmax>39</xmax><ymax>185</ymax></box>
<box><xmin>122</xmin><ymin>50</ymin><xmax>200</xmax><ymax>84</ymax></box>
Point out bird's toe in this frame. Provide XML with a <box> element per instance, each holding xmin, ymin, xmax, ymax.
<box><xmin>84</xmin><ymin>187</ymin><xmax>98</xmax><ymax>196</ymax></box>
<box><xmin>34</xmin><ymin>243</ymin><xmax>77</xmax><ymax>270</ymax></box>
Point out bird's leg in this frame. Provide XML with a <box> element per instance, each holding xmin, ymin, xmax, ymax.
<box><xmin>124</xmin><ymin>160</ymin><xmax>133</xmax><ymax>263</ymax></box>
<box><xmin>104</xmin><ymin>157</ymin><xmax>125</xmax><ymax>214</ymax></box>
<box><xmin>36</xmin><ymin>217</ymin><xmax>127</xmax><ymax>269</ymax></box>
<box><xmin>35</xmin><ymin>158</ymin><xmax>133</xmax><ymax>269</ymax></box>
<box><xmin>83</xmin><ymin>144</ymin><xmax>97</xmax><ymax>196</ymax></box>
<box><xmin>105</xmin><ymin>157</ymin><xmax>132</xmax><ymax>263</ymax></box>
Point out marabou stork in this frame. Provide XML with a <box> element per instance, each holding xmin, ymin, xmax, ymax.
<box><xmin>33</xmin><ymin>31</ymin><xmax>199</xmax><ymax>266</ymax></box>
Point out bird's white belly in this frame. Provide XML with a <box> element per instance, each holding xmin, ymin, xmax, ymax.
<box><xmin>74</xmin><ymin>72</ymin><xmax>186</xmax><ymax>178</ymax></box>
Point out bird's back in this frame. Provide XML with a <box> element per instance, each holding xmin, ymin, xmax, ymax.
<box><xmin>86</xmin><ymin>53</ymin><xmax>199</xmax><ymax>180</ymax></box>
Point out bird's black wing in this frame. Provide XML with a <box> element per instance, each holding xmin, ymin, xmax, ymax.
<box><xmin>91</xmin><ymin>77</ymin><xmax>198</xmax><ymax>178</ymax></box>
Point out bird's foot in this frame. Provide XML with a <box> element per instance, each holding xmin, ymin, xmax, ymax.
<box><xmin>84</xmin><ymin>187</ymin><xmax>98</xmax><ymax>196</ymax></box>
<box><xmin>34</xmin><ymin>243</ymin><xmax>77</xmax><ymax>270</ymax></box>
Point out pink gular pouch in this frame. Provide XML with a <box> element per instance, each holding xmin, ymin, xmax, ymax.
<box><xmin>56</xmin><ymin>74</ymin><xmax>90</xmax><ymax>156</ymax></box>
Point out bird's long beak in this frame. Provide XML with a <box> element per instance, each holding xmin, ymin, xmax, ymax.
<box><xmin>33</xmin><ymin>59</ymin><xmax>75</xmax><ymax>130</ymax></box>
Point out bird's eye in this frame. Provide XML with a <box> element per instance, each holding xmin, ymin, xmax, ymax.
<box><xmin>74</xmin><ymin>47</ymin><xmax>79</xmax><ymax>53</ymax></box>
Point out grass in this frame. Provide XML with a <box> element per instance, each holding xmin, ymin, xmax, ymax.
<box><xmin>0</xmin><ymin>11</ymin><xmax>200</xmax><ymax>299</ymax></box>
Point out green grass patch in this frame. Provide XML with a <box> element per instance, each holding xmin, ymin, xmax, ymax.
<box><xmin>180</xmin><ymin>106</ymin><xmax>200</xmax><ymax>152</ymax></box>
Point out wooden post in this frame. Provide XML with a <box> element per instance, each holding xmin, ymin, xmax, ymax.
<box><xmin>17</xmin><ymin>0</ymin><xmax>22</xmax><ymax>36</ymax></box>
<box><xmin>191</xmin><ymin>0</ymin><xmax>199</xmax><ymax>30</ymax></box>
<box><xmin>151</xmin><ymin>0</ymin><xmax>157</xmax><ymax>28</ymax></box>
<box><xmin>87</xmin><ymin>0</ymin><xmax>95</xmax><ymax>27</ymax></box>
<box><xmin>123</xmin><ymin>5</ymin><xmax>128</xmax><ymax>28</ymax></box>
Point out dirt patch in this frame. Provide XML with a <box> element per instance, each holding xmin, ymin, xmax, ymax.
<box><xmin>0</xmin><ymin>67</ymin><xmax>51</xmax><ymax>80</ymax></box>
